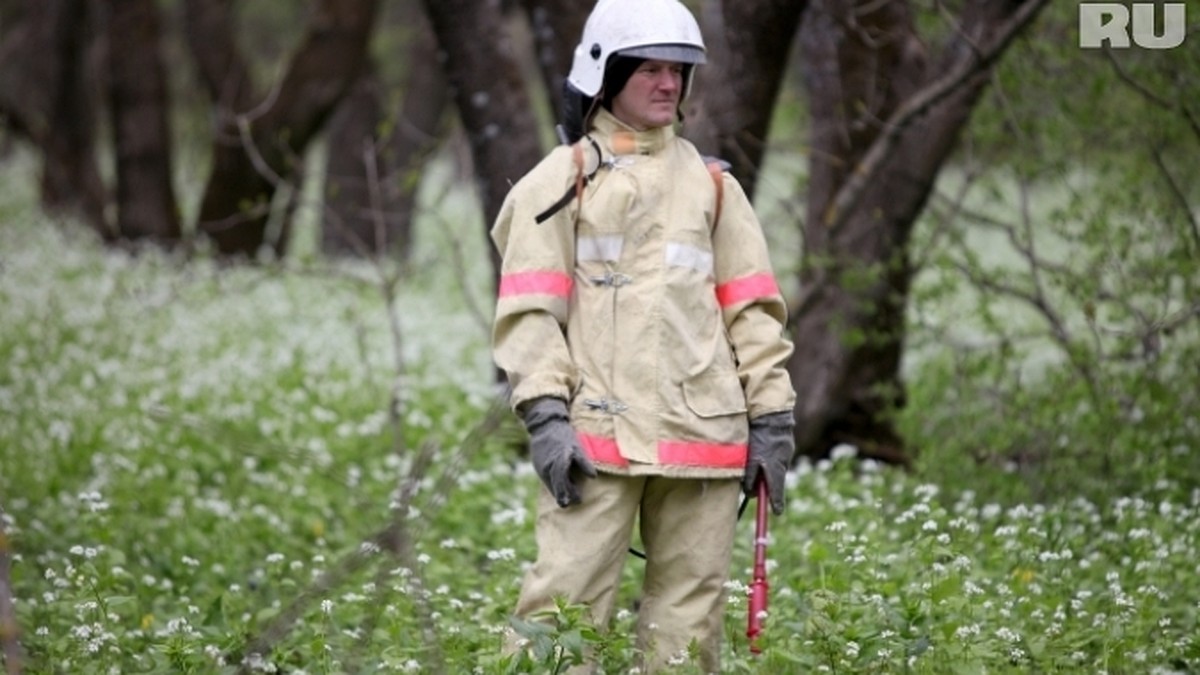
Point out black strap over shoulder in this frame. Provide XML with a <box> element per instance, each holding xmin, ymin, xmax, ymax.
<box><xmin>534</xmin><ymin>137</ymin><xmax>603</xmax><ymax>225</ymax></box>
<box><xmin>534</xmin><ymin>187</ymin><xmax>579</xmax><ymax>225</ymax></box>
<box><xmin>533</xmin><ymin>144</ymin><xmax>730</xmax><ymax>227</ymax></box>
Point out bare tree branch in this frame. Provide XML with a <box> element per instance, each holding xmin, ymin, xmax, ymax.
<box><xmin>823</xmin><ymin>0</ymin><xmax>1049</xmax><ymax>232</ymax></box>
<box><xmin>1103</xmin><ymin>48</ymin><xmax>1200</xmax><ymax>145</ymax></box>
<box><xmin>230</xmin><ymin>391</ymin><xmax>510</xmax><ymax>673</ymax></box>
<box><xmin>1150</xmin><ymin>146</ymin><xmax>1200</xmax><ymax>253</ymax></box>
<box><xmin>915</xmin><ymin>166</ymin><xmax>982</xmax><ymax>272</ymax></box>
<box><xmin>945</xmin><ymin>192</ymin><xmax>1106</xmax><ymax>404</ymax></box>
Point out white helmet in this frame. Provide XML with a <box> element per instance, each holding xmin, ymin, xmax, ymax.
<box><xmin>567</xmin><ymin>0</ymin><xmax>706</xmax><ymax>98</ymax></box>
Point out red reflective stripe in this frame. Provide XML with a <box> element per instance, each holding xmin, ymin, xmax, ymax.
<box><xmin>498</xmin><ymin>271</ymin><xmax>573</xmax><ymax>298</ymax></box>
<box><xmin>715</xmin><ymin>273</ymin><xmax>779</xmax><ymax>308</ymax></box>
<box><xmin>658</xmin><ymin>440</ymin><xmax>748</xmax><ymax>468</ymax></box>
<box><xmin>578</xmin><ymin>433</ymin><xmax>628</xmax><ymax>467</ymax></box>
<box><xmin>578</xmin><ymin>434</ymin><xmax>748</xmax><ymax>469</ymax></box>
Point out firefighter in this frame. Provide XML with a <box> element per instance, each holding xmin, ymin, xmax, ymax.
<box><xmin>491</xmin><ymin>0</ymin><xmax>796</xmax><ymax>670</ymax></box>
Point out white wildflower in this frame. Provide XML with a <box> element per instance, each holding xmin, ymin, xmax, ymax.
<box><xmin>830</xmin><ymin>444</ymin><xmax>858</xmax><ymax>461</ymax></box>
<box><xmin>954</xmin><ymin>624</ymin><xmax>980</xmax><ymax>640</ymax></box>
<box><xmin>486</xmin><ymin>548</ymin><xmax>516</xmax><ymax>561</ymax></box>
<box><xmin>995</xmin><ymin>627</ymin><xmax>1020</xmax><ymax>643</ymax></box>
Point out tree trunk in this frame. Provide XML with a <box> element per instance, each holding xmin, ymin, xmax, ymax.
<box><xmin>420</xmin><ymin>0</ymin><xmax>544</xmax><ymax>274</ymax></box>
<box><xmin>685</xmin><ymin>0</ymin><xmax>807</xmax><ymax>197</ymax></box>
<box><xmin>791</xmin><ymin>0</ymin><xmax>1047</xmax><ymax>464</ymax></box>
<box><xmin>189</xmin><ymin>0</ymin><xmax>379</xmax><ymax>258</ymax></box>
<box><xmin>181</xmin><ymin>0</ymin><xmax>255</xmax><ymax>114</ymax></box>
<box><xmin>102</xmin><ymin>0</ymin><xmax>181</xmax><ymax>245</ymax></box>
<box><xmin>516</xmin><ymin>0</ymin><xmax>590</xmax><ymax>124</ymax></box>
<box><xmin>0</xmin><ymin>0</ymin><xmax>108</xmax><ymax>236</ymax></box>
<box><xmin>378</xmin><ymin>23</ymin><xmax>448</xmax><ymax>258</ymax></box>
<box><xmin>322</xmin><ymin>2</ymin><xmax>447</xmax><ymax>258</ymax></box>
<box><xmin>323</xmin><ymin>63</ymin><xmax>387</xmax><ymax>256</ymax></box>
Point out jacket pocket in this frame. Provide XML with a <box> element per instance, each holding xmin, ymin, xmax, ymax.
<box><xmin>682</xmin><ymin>369</ymin><xmax>748</xmax><ymax>419</ymax></box>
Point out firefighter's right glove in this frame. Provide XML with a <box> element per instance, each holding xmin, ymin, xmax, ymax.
<box><xmin>521</xmin><ymin>397</ymin><xmax>597</xmax><ymax>508</ymax></box>
<box><xmin>744</xmin><ymin>411</ymin><xmax>795</xmax><ymax>516</ymax></box>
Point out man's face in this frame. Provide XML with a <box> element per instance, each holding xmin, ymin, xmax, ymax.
<box><xmin>610</xmin><ymin>59</ymin><xmax>684</xmax><ymax>131</ymax></box>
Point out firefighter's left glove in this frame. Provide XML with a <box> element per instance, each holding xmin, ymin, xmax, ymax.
<box><xmin>744</xmin><ymin>411</ymin><xmax>795</xmax><ymax>516</ymax></box>
<box><xmin>521</xmin><ymin>397</ymin><xmax>597</xmax><ymax>508</ymax></box>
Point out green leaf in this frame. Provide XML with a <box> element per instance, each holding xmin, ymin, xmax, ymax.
<box><xmin>509</xmin><ymin>615</ymin><xmax>553</xmax><ymax>639</ymax></box>
<box><xmin>105</xmin><ymin>595</ymin><xmax>137</xmax><ymax>610</ymax></box>
<box><xmin>908</xmin><ymin>635</ymin><xmax>932</xmax><ymax>657</ymax></box>
<box><xmin>559</xmin><ymin>628</ymin><xmax>585</xmax><ymax>659</ymax></box>
<box><xmin>203</xmin><ymin>594</ymin><xmax>225</xmax><ymax>627</ymax></box>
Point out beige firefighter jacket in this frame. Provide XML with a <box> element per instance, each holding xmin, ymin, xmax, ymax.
<box><xmin>491</xmin><ymin>108</ymin><xmax>795</xmax><ymax>479</ymax></box>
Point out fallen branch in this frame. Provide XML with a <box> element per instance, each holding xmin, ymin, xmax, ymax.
<box><xmin>232</xmin><ymin>396</ymin><xmax>509</xmax><ymax>673</ymax></box>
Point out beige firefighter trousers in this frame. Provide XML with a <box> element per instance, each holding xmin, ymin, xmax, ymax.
<box><xmin>511</xmin><ymin>472</ymin><xmax>742</xmax><ymax>673</ymax></box>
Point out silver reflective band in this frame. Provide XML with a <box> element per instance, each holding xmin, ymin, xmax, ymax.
<box><xmin>665</xmin><ymin>242</ymin><xmax>714</xmax><ymax>276</ymax></box>
<box><xmin>577</xmin><ymin>235</ymin><xmax>625</xmax><ymax>262</ymax></box>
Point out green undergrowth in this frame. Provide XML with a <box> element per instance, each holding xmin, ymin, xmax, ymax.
<box><xmin>2</xmin><ymin>160</ymin><xmax>1198</xmax><ymax>673</ymax></box>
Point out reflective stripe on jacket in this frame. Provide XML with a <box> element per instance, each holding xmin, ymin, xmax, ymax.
<box><xmin>491</xmin><ymin>109</ymin><xmax>795</xmax><ymax>479</ymax></box>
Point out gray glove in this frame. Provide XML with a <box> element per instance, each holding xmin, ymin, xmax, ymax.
<box><xmin>521</xmin><ymin>397</ymin><xmax>597</xmax><ymax>507</ymax></box>
<box><xmin>743</xmin><ymin>411</ymin><xmax>795</xmax><ymax>515</ymax></box>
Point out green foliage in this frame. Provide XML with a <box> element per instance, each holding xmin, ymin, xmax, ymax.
<box><xmin>3</xmin><ymin>144</ymin><xmax>1199</xmax><ymax>674</ymax></box>
<box><xmin>900</xmin><ymin>3</ymin><xmax>1200</xmax><ymax>504</ymax></box>
<box><xmin>4</xmin><ymin>1</ymin><xmax>1196</xmax><ymax>670</ymax></box>
<box><xmin>965</xmin><ymin>2</ymin><xmax>1200</xmax><ymax>182</ymax></box>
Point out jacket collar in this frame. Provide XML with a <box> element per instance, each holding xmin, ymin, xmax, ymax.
<box><xmin>590</xmin><ymin>107</ymin><xmax>674</xmax><ymax>156</ymax></box>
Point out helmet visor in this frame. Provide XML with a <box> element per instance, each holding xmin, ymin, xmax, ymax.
<box><xmin>616</xmin><ymin>44</ymin><xmax>706</xmax><ymax>65</ymax></box>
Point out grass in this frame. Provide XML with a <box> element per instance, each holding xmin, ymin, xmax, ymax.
<box><xmin>2</xmin><ymin>151</ymin><xmax>1198</xmax><ymax>673</ymax></box>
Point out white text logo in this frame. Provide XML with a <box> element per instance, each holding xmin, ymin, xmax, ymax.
<box><xmin>1079</xmin><ymin>3</ymin><xmax>1187</xmax><ymax>49</ymax></box>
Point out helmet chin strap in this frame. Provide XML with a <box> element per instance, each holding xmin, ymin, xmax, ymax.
<box><xmin>587</xmin><ymin>90</ymin><xmax>604</xmax><ymax>129</ymax></box>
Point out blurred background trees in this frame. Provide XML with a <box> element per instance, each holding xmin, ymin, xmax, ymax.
<box><xmin>0</xmin><ymin>0</ymin><xmax>1196</xmax><ymax>491</ymax></box>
